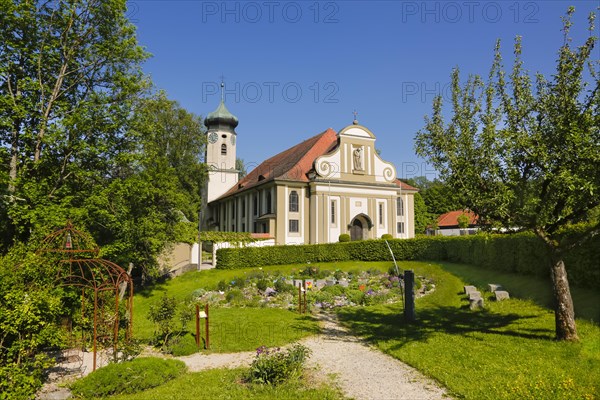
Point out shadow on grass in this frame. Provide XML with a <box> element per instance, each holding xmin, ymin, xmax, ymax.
<box><xmin>134</xmin><ymin>278</ymin><xmax>170</xmax><ymax>298</ymax></box>
<box><xmin>337</xmin><ymin>303</ymin><xmax>554</xmax><ymax>349</ymax></box>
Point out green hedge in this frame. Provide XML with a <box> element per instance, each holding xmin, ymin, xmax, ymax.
<box><xmin>216</xmin><ymin>233</ymin><xmax>600</xmax><ymax>290</ymax></box>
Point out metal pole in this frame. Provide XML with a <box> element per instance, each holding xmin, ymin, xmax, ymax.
<box><xmin>205</xmin><ymin>304</ymin><xmax>210</xmax><ymax>350</ymax></box>
<box><xmin>93</xmin><ymin>291</ymin><xmax>98</xmax><ymax>371</ymax></box>
<box><xmin>298</xmin><ymin>284</ymin><xmax>302</xmax><ymax>314</ymax></box>
<box><xmin>195</xmin><ymin>304</ymin><xmax>200</xmax><ymax>348</ymax></box>
<box><xmin>303</xmin><ymin>280</ymin><xmax>307</xmax><ymax>314</ymax></box>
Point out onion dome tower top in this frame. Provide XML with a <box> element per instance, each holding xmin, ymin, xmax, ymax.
<box><xmin>204</xmin><ymin>82</ymin><xmax>239</xmax><ymax>129</ymax></box>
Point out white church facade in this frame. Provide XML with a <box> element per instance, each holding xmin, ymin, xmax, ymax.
<box><xmin>201</xmin><ymin>100</ymin><xmax>417</xmax><ymax>245</ymax></box>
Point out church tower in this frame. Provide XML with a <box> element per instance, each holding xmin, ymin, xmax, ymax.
<box><xmin>204</xmin><ymin>86</ymin><xmax>239</xmax><ymax>203</ymax></box>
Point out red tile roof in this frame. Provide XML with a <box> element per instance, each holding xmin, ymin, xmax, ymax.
<box><xmin>395</xmin><ymin>179</ymin><xmax>418</xmax><ymax>191</ymax></box>
<box><xmin>437</xmin><ymin>210</ymin><xmax>478</xmax><ymax>228</ymax></box>
<box><xmin>217</xmin><ymin>128</ymin><xmax>338</xmax><ymax>199</ymax></box>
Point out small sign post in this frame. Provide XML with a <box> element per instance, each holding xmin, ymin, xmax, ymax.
<box><xmin>196</xmin><ymin>304</ymin><xmax>210</xmax><ymax>349</ymax></box>
<box><xmin>195</xmin><ymin>304</ymin><xmax>200</xmax><ymax>348</ymax></box>
<box><xmin>204</xmin><ymin>304</ymin><xmax>210</xmax><ymax>350</ymax></box>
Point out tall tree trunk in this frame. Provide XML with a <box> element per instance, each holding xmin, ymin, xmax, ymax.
<box><xmin>549</xmin><ymin>249</ymin><xmax>578</xmax><ymax>341</ymax></box>
<box><xmin>9</xmin><ymin>123</ymin><xmax>19</xmax><ymax>193</ymax></box>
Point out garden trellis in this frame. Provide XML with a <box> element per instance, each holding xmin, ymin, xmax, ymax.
<box><xmin>37</xmin><ymin>222</ymin><xmax>133</xmax><ymax>371</ymax></box>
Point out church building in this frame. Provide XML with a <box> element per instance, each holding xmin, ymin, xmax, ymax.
<box><xmin>201</xmin><ymin>99</ymin><xmax>417</xmax><ymax>245</ymax></box>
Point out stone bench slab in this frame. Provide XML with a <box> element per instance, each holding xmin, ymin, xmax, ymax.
<box><xmin>464</xmin><ymin>285</ymin><xmax>477</xmax><ymax>294</ymax></box>
<box><xmin>494</xmin><ymin>290</ymin><xmax>510</xmax><ymax>301</ymax></box>
<box><xmin>468</xmin><ymin>291</ymin><xmax>482</xmax><ymax>301</ymax></box>
<box><xmin>469</xmin><ymin>298</ymin><xmax>484</xmax><ymax>310</ymax></box>
<box><xmin>488</xmin><ymin>284</ymin><xmax>503</xmax><ymax>292</ymax></box>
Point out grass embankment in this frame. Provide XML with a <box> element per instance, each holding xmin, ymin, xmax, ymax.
<box><xmin>337</xmin><ymin>261</ymin><xmax>600</xmax><ymax>399</ymax></box>
<box><xmin>106</xmin><ymin>368</ymin><xmax>342</xmax><ymax>400</ymax></box>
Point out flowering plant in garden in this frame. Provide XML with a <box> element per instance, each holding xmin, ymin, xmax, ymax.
<box><xmin>246</xmin><ymin>344</ymin><xmax>311</xmax><ymax>385</ymax></box>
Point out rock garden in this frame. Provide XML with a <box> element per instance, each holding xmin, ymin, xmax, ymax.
<box><xmin>191</xmin><ymin>264</ymin><xmax>436</xmax><ymax>310</ymax></box>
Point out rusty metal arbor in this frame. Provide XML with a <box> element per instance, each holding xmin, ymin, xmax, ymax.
<box><xmin>37</xmin><ymin>222</ymin><xmax>133</xmax><ymax>371</ymax></box>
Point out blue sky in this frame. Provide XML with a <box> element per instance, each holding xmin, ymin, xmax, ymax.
<box><xmin>129</xmin><ymin>1</ymin><xmax>599</xmax><ymax>180</ymax></box>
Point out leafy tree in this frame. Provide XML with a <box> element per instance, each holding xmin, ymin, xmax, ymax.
<box><xmin>0</xmin><ymin>244</ymin><xmax>64</xmax><ymax>398</ymax></box>
<box><xmin>412</xmin><ymin>192</ymin><xmax>430</xmax><ymax>234</ymax></box>
<box><xmin>131</xmin><ymin>91</ymin><xmax>206</xmax><ymax>221</ymax></box>
<box><xmin>0</xmin><ymin>0</ymin><xmax>148</xmax><ymax>248</ymax></box>
<box><xmin>415</xmin><ymin>8</ymin><xmax>599</xmax><ymax>341</ymax></box>
<box><xmin>406</xmin><ymin>176</ymin><xmax>462</xmax><ymax>216</ymax></box>
<box><xmin>236</xmin><ymin>158</ymin><xmax>247</xmax><ymax>179</ymax></box>
<box><xmin>457</xmin><ymin>213</ymin><xmax>470</xmax><ymax>234</ymax></box>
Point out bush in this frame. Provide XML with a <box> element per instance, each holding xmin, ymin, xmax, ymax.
<box><xmin>256</xmin><ymin>279</ymin><xmax>270</xmax><ymax>292</ymax></box>
<box><xmin>339</xmin><ymin>234</ymin><xmax>350</xmax><ymax>242</ymax></box>
<box><xmin>216</xmin><ymin>280</ymin><xmax>227</xmax><ymax>291</ymax></box>
<box><xmin>226</xmin><ymin>288</ymin><xmax>244</xmax><ymax>304</ymax></box>
<box><xmin>381</xmin><ymin>234</ymin><xmax>393</xmax><ymax>240</ymax></box>
<box><xmin>147</xmin><ymin>295</ymin><xmax>178</xmax><ymax>348</ymax></box>
<box><xmin>70</xmin><ymin>357</ymin><xmax>186</xmax><ymax>397</ymax></box>
<box><xmin>246</xmin><ymin>344</ymin><xmax>311</xmax><ymax>385</ymax></box>
<box><xmin>216</xmin><ymin>231</ymin><xmax>599</xmax><ymax>290</ymax></box>
<box><xmin>321</xmin><ymin>284</ymin><xmax>347</xmax><ymax>296</ymax></box>
<box><xmin>274</xmin><ymin>278</ymin><xmax>295</xmax><ymax>294</ymax></box>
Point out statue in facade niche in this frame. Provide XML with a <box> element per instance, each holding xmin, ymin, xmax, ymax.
<box><xmin>353</xmin><ymin>146</ymin><xmax>363</xmax><ymax>171</ymax></box>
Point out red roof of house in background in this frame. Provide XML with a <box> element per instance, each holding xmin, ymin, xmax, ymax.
<box><xmin>217</xmin><ymin>128</ymin><xmax>338</xmax><ymax>200</ymax></box>
<box><xmin>437</xmin><ymin>210</ymin><xmax>478</xmax><ymax>228</ymax></box>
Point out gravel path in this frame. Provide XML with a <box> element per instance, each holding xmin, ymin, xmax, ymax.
<box><xmin>38</xmin><ymin>312</ymin><xmax>450</xmax><ymax>400</ymax></box>
<box><xmin>300</xmin><ymin>312</ymin><xmax>449</xmax><ymax>400</ymax></box>
<box><xmin>177</xmin><ymin>311</ymin><xmax>450</xmax><ymax>400</ymax></box>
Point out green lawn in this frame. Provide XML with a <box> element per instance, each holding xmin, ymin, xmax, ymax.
<box><xmin>107</xmin><ymin>368</ymin><xmax>344</xmax><ymax>400</ymax></box>
<box><xmin>440</xmin><ymin>262</ymin><xmax>600</xmax><ymax>322</ymax></box>
<box><xmin>133</xmin><ymin>262</ymin><xmax>394</xmax><ymax>354</ymax></box>
<box><xmin>134</xmin><ymin>269</ymin><xmax>322</xmax><ymax>353</ymax></box>
<box><xmin>130</xmin><ymin>260</ymin><xmax>599</xmax><ymax>399</ymax></box>
<box><xmin>336</xmin><ymin>261</ymin><xmax>600</xmax><ymax>400</ymax></box>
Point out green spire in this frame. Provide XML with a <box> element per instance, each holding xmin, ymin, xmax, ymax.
<box><xmin>205</xmin><ymin>100</ymin><xmax>239</xmax><ymax>129</ymax></box>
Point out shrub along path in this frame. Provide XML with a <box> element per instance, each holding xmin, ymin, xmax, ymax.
<box><xmin>175</xmin><ymin>311</ymin><xmax>449</xmax><ymax>400</ymax></box>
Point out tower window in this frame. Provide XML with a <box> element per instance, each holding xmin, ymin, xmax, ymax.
<box><xmin>289</xmin><ymin>219</ymin><xmax>299</xmax><ymax>233</ymax></box>
<box><xmin>289</xmin><ymin>191</ymin><xmax>298</xmax><ymax>212</ymax></box>
<box><xmin>221</xmin><ymin>144</ymin><xmax>227</xmax><ymax>155</ymax></box>
<box><xmin>379</xmin><ymin>203</ymin><xmax>384</xmax><ymax>226</ymax></box>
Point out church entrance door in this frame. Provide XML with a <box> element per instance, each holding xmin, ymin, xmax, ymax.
<box><xmin>350</xmin><ymin>219</ymin><xmax>363</xmax><ymax>241</ymax></box>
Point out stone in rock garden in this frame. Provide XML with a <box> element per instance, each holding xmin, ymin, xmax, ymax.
<box><xmin>315</xmin><ymin>279</ymin><xmax>327</xmax><ymax>289</ymax></box>
<box><xmin>264</xmin><ymin>287</ymin><xmax>277</xmax><ymax>296</ymax></box>
<box><xmin>494</xmin><ymin>290</ymin><xmax>510</xmax><ymax>301</ymax></box>
<box><xmin>488</xmin><ymin>284</ymin><xmax>503</xmax><ymax>292</ymax></box>
<box><xmin>464</xmin><ymin>285</ymin><xmax>477</xmax><ymax>294</ymax></box>
<box><xmin>325</xmin><ymin>279</ymin><xmax>336</xmax><ymax>286</ymax></box>
<box><xmin>469</xmin><ymin>298</ymin><xmax>484</xmax><ymax>310</ymax></box>
<box><xmin>338</xmin><ymin>279</ymin><xmax>349</xmax><ymax>287</ymax></box>
<box><xmin>468</xmin><ymin>291</ymin><xmax>482</xmax><ymax>301</ymax></box>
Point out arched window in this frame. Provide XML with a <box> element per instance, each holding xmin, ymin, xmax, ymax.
<box><xmin>221</xmin><ymin>144</ymin><xmax>227</xmax><ymax>155</ymax></box>
<box><xmin>289</xmin><ymin>191</ymin><xmax>298</xmax><ymax>212</ymax></box>
<box><xmin>396</xmin><ymin>197</ymin><xmax>404</xmax><ymax>216</ymax></box>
